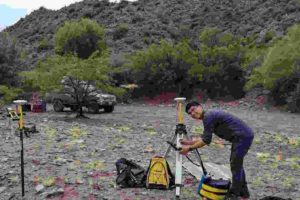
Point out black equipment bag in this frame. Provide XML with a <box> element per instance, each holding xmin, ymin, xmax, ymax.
<box><xmin>115</xmin><ymin>158</ymin><xmax>146</xmax><ymax>188</ymax></box>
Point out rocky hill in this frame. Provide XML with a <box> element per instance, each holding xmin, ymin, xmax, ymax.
<box><xmin>3</xmin><ymin>0</ymin><xmax>300</xmax><ymax>68</ymax></box>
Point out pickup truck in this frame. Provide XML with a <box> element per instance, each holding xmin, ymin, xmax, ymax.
<box><xmin>49</xmin><ymin>88</ymin><xmax>117</xmax><ymax>113</ymax></box>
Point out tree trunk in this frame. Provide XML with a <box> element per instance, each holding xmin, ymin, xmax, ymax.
<box><xmin>178</xmin><ymin>83</ymin><xmax>183</xmax><ymax>97</ymax></box>
<box><xmin>76</xmin><ymin>104</ymin><xmax>88</xmax><ymax>118</ymax></box>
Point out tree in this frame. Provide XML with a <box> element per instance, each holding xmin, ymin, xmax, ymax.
<box><xmin>0</xmin><ymin>85</ymin><xmax>23</xmax><ymax>107</ymax></box>
<box><xmin>21</xmin><ymin>53</ymin><xmax>122</xmax><ymax>117</ymax></box>
<box><xmin>245</xmin><ymin>24</ymin><xmax>300</xmax><ymax>110</ymax></box>
<box><xmin>21</xmin><ymin>19</ymin><xmax>124</xmax><ymax>117</ymax></box>
<box><xmin>246</xmin><ymin>24</ymin><xmax>300</xmax><ymax>90</ymax></box>
<box><xmin>194</xmin><ymin>28</ymin><xmax>249</xmax><ymax>100</ymax></box>
<box><xmin>54</xmin><ymin>18</ymin><xmax>106</xmax><ymax>59</ymax></box>
<box><xmin>0</xmin><ymin>32</ymin><xmax>22</xmax><ymax>87</ymax></box>
<box><xmin>125</xmin><ymin>39</ymin><xmax>200</xmax><ymax>98</ymax></box>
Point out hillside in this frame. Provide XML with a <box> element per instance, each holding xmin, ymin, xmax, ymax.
<box><xmin>4</xmin><ymin>0</ymin><xmax>300</xmax><ymax>67</ymax></box>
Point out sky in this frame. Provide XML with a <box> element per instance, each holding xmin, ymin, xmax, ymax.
<box><xmin>0</xmin><ymin>0</ymin><xmax>134</xmax><ymax>31</ymax></box>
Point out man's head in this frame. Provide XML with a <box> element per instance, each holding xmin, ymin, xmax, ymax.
<box><xmin>185</xmin><ymin>101</ymin><xmax>204</xmax><ymax>119</ymax></box>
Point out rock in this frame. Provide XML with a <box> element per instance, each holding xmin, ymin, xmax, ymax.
<box><xmin>35</xmin><ymin>184</ymin><xmax>44</xmax><ymax>193</ymax></box>
<box><xmin>144</xmin><ymin>145</ymin><xmax>154</xmax><ymax>153</ymax></box>
<box><xmin>75</xmin><ymin>139</ymin><xmax>84</xmax><ymax>144</ymax></box>
<box><xmin>54</xmin><ymin>157</ymin><xmax>67</xmax><ymax>166</ymax></box>
<box><xmin>0</xmin><ymin>186</ymin><xmax>7</xmax><ymax>193</ymax></box>
<box><xmin>44</xmin><ymin>187</ymin><xmax>64</xmax><ymax>198</ymax></box>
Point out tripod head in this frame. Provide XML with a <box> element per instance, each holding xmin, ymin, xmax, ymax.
<box><xmin>174</xmin><ymin>97</ymin><xmax>186</xmax><ymax>124</ymax></box>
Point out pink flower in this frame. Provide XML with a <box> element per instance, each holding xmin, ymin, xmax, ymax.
<box><xmin>255</xmin><ymin>96</ymin><xmax>266</xmax><ymax>105</ymax></box>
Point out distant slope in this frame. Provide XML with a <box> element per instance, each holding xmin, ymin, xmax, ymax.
<box><xmin>4</xmin><ymin>0</ymin><xmax>300</xmax><ymax>67</ymax></box>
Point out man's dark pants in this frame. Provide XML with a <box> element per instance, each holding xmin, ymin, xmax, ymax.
<box><xmin>229</xmin><ymin>132</ymin><xmax>254</xmax><ymax>198</ymax></box>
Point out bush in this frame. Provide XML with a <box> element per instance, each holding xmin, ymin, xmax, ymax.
<box><xmin>126</xmin><ymin>39</ymin><xmax>198</xmax><ymax>97</ymax></box>
<box><xmin>0</xmin><ymin>32</ymin><xmax>22</xmax><ymax>87</ymax></box>
<box><xmin>197</xmin><ymin>27</ymin><xmax>248</xmax><ymax>100</ymax></box>
<box><xmin>0</xmin><ymin>85</ymin><xmax>23</xmax><ymax>106</ymax></box>
<box><xmin>203</xmin><ymin>62</ymin><xmax>246</xmax><ymax>100</ymax></box>
<box><xmin>38</xmin><ymin>37</ymin><xmax>49</xmax><ymax>51</ymax></box>
<box><xmin>246</xmin><ymin>24</ymin><xmax>300</xmax><ymax>90</ymax></box>
<box><xmin>269</xmin><ymin>72</ymin><xmax>300</xmax><ymax>105</ymax></box>
<box><xmin>54</xmin><ymin>18</ymin><xmax>106</xmax><ymax>59</ymax></box>
<box><xmin>113</xmin><ymin>23</ymin><xmax>129</xmax><ymax>40</ymax></box>
<box><xmin>287</xmin><ymin>81</ymin><xmax>300</xmax><ymax>112</ymax></box>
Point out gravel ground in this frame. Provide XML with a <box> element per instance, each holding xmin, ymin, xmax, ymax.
<box><xmin>0</xmin><ymin>102</ymin><xmax>299</xmax><ymax>200</ymax></box>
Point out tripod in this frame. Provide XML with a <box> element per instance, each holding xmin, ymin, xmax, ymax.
<box><xmin>13</xmin><ymin>100</ymin><xmax>27</xmax><ymax>198</ymax></box>
<box><xmin>164</xmin><ymin>97</ymin><xmax>206</xmax><ymax>198</ymax></box>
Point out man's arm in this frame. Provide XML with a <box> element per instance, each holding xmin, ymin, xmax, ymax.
<box><xmin>180</xmin><ymin>138</ymin><xmax>207</xmax><ymax>155</ymax></box>
<box><xmin>188</xmin><ymin>138</ymin><xmax>207</xmax><ymax>150</ymax></box>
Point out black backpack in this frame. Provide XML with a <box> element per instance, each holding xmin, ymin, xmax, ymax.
<box><xmin>115</xmin><ymin>158</ymin><xmax>146</xmax><ymax>188</ymax></box>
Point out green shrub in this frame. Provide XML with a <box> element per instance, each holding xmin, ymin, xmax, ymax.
<box><xmin>126</xmin><ymin>39</ymin><xmax>198</xmax><ymax>97</ymax></box>
<box><xmin>54</xmin><ymin>18</ymin><xmax>106</xmax><ymax>59</ymax></box>
<box><xmin>0</xmin><ymin>85</ymin><xmax>23</xmax><ymax>106</ymax></box>
<box><xmin>20</xmin><ymin>49</ymin><xmax>27</xmax><ymax>61</ymax></box>
<box><xmin>38</xmin><ymin>38</ymin><xmax>49</xmax><ymax>51</ymax></box>
<box><xmin>264</xmin><ymin>29</ymin><xmax>276</xmax><ymax>42</ymax></box>
<box><xmin>246</xmin><ymin>24</ymin><xmax>300</xmax><ymax>90</ymax></box>
<box><xmin>269</xmin><ymin>72</ymin><xmax>299</xmax><ymax>105</ymax></box>
<box><xmin>113</xmin><ymin>23</ymin><xmax>129</xmax><ymax>40</ymax></box>
<box><xmin>287</xmin><ymin>77</ymin><xmax>300</xmax><ymax>112</ymax></box>
<box><xmin>0</xmin><ymin>32</ymin><xmax>22</xmax><ymax>86</ymax></box>
<box><xmin>197</xmin><ymin>27</ymin><xmax>248</xmax><ymax>100</ymax></box>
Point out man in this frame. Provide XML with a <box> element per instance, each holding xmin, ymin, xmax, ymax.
<box><xmin>180</xmin><ymin>101</ymin><xmax>254</xmax><ymax>199</ymax></box>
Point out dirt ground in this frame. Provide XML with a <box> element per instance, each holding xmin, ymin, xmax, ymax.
<box><xmin>0</xmin><ymin>101</ymin><xmax>299</xmax><ymax>200</ymax></box>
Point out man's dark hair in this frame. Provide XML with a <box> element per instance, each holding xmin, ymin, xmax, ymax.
<box><xmin>185</xmin><ymin>101</ymin><xmax>201</xmax><ymax>114</ymax></box>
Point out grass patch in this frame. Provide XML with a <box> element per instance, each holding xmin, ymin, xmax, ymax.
<box><xmin>191</xmin><ymin>125</ymin><xmax>203</xmax><ymax>135</ymax></box>
<box><xmin>146</xmin><ymin>126</ymin><xmax>157</xmax><ymax>136</ymax></box>
<box><xmin>286</xmin><ymin>157</ymin><xmax>300</xmax><ymax>170</ymax></box>
<box><xmin>282</xmin><ymin>177</ymin><xmax>295</xmax><ymax>189</ymax></box>
<box><xmin>44</xmin><ymin>126</ymin><xmax>57</xmax><ymax>150</ymax></box>
<box><xmin>253</xmin><ymin>138</ymin><xmax>261</xmax><ymax>144</ymax></box>
<box><xmin>288</xmin><ymin>137</ymin><xmax>300</xmax><ymax>147</ymax></box>
<box><xmin>69</xmin><ymin>126</ymin><xmax>88</xmax><ymax>139</ymax></box>
<box><xmin>83</xmin><ymin>160</ymin><xmax>105</xmax><ymax>171</ymax></box>
<box><xmin>43</xmin><ymin>176</ymin><xmax>56</xmax><ymax>187</ymax></box>
<box><xmin>256</xmin><ymin>152</ymin><xmax>271</xmax><ymax>163</ymax></box>
<box><xmin>9</xmin><ymin>175</ymin><xmax>19</xmax><ymax>183</ymax></box>
<box><xmin>252</xmin><ymin>176</ymin><xmax>263</xmax><ymax>187</ymax></box>
<box><xmin>116</xmin><ymin>125</ymin><xmax>132</xmax><ymax>132</ymax></box>
<box><xmin>273</xmin><ymin>133</ymin><xmax>285</xmax><ymax>143</ymax></box>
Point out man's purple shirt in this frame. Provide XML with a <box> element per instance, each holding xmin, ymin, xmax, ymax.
<box><xmin>201</xmin><ymin>109</ymin><xmax>254</xmax><ymax>145</ymax></box>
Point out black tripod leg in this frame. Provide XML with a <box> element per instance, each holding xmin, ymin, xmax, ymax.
<box><xmin>20</xmin><ymin>129</ymin><xmax>25</xmax><ymax>196</ymax></box>
<box><xmin>183</xmin><ymin>134</ymin><xmax>207</xmax><ymax>175</ymax></box>
<box><xmin>164</xmin><ymin>133</ymin><xmax>177</xmax><ymax>158</ymax></box>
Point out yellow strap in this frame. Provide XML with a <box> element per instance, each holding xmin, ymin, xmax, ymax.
<box><xmin>200</xmin><ymin>189</ymin><xmax>226</xmax><ymax>200</ymax></box>
<box><xmin>202</xmin><ymin>184</ymin><xmax>228</xmax><ymax>193</ymax></box>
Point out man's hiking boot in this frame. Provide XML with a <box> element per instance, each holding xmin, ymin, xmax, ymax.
<box><xmin>224</xmin><ymin>193</ymin><xmax>239</xmax><ymax>200</ymax></box>
<box><xmin>225</xmin><ymin>193</ymin><xmax>250</xmax><ymax>200</ymax></box>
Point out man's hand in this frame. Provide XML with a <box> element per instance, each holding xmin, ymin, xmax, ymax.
<box><xmin>179</xmin><ymin>137</ymin><xmax>207</xmax><ymax>155</ymax></box>
<box><xmin>179</xmin><ymin>146</ymin><xmax>190</xmax><ymax>155</ymax></box>
<box><xmin>180</xmin><ymin>138</ymin><xmax>196</xmax><ymax>145</ymax></box>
